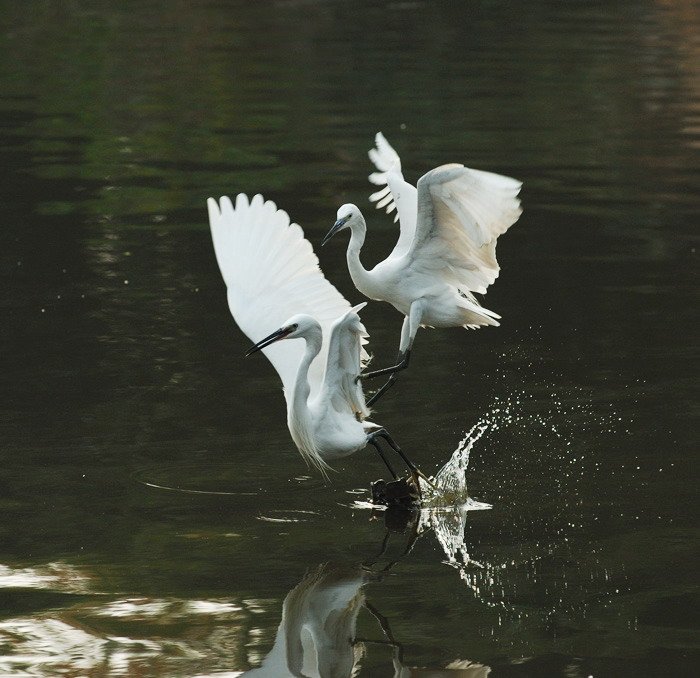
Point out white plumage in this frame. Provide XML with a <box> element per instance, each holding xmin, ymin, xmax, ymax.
<box><xmin>242</xmin><ymin>563</ymin><xmax>366</xmax><ymax>677</ymax></box>
<box><xmin>208</xmin><ymin>193</ymin><xmax>429</xmax><ymax>488</ymax></box>
<box><xmin>323</xmin><ymin>133</ymin><xmax>522</xmax><ymax>405</ymax></box>
<box><xmin>209</xmin><ymin>194</ymin><xmax>366</xmax><ymax>400</ymax></box>
<box><xmin>208</xmin><ymin>194</ymin><xmax>372</xmax><ymax>472</ymax></box>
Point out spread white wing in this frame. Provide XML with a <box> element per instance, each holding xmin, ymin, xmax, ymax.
<box><xmin>368</xmin><ymin>134</ymin><xmax>522</xmax><ymax>294</ymax></box>
<box><xmin>208</xmin><ymin>194</ymin><xmax>364</xmax><ymax>402</ymax></box>
<box><xmin>411</xmin><ymin>164</ymin><xmax>522</xmax><ymax>294</ymax></box>
<box><xmin>322</xmin><ymin>303</ymin><xmax>370</xmax><ymax>420</ymax></box>
<box><xmin>368</xmin><ymin>132</ymin><xmax>418</xmax><ymax>258</ymax></box>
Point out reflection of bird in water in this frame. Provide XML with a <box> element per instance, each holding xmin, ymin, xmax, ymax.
<box><xmin>239</xmin><ymin>434</ymin><xmax>494</xmax><ymax>678</ymax></box>
<box><xmin>393</xmin><ymin>661</ymin><xmax>491</xmax><ymax>677</ymax></box>
<box><xmin>323</xmin><ymin>133</ymin><xmax>522</xmax><ymax>405</ymax></box>
<box><xmin>237</xmin><ymin>432</ymin><xmax>496</xmax><ymax>678</ymax></box>
<box><xmin>208</xmin><ymin>194</ymin><xmax>431</xmax><ymax>492</ymax></box>
<box><xmin>241</xmin><ymin>562</ymin><xmax>366</xmax><ymax>677</ymax></box>
<box><xmin>240</xmin><ymin>559</ymin><xmax>491</xmax><ymax>677</ymax></box>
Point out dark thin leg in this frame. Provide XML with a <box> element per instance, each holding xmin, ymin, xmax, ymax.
<box><xmin>375</xmin><ymin>430</ymin><xmax>418</xmax><ymax>473</ymax></box>
<box><xmin>374</xmin><ymin>429</ymin><xmax>437</xmax><ymax>490</ymax></box>
<box><xmin>366</xmin><ymin>374</ymin><xmax>399</xmax><ymax>407</ymax></box>
<box><xmin>363</xmin><ymin>602</ymin><xmax>401</xmax><ymax>650</ymax></box>
<box><xmin>368</xmin><ymin>437</ymin><xmax>399</xmax><ymax>480</ymax></box>
<box><xmin>361</xmin><ymin>349</ymin><xmax>411</xmax><ymax>380</ymax></box>
<box><xmin>364</xmin><ymin>351</ymin><xmax>411</xmax><ymax>407</ymax></box>
<box><xmin>377</xmin><ymin>514</ymin><xmax>422</xmax><ymax>572</ymax></box>
<box><xmin>359</xmin><ymin>602</ymin><xmax>407</xmax><ymax>668</ymax></box>
<box><xmin>362</xmin><ymin>531</ymin><xmax>392</xmax><ymax>569</ymax></box>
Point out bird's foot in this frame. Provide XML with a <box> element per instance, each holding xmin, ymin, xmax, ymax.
<box><xmin>371</xmin><ymin>477</ymin><xmax>421</xmax><ymax>507</ymax></box>
<box><xmin>413</xmin><ymin>467</ymin><xmax>438</xmax><ymax>490</ymax></box>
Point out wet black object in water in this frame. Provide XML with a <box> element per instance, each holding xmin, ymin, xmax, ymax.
<box><xmin>371</xmin><ymin>477</ymin><xmax>419</xmax><ymax>507</ymax></box>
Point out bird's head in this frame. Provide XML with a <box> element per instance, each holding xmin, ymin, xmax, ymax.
<box><xmin>245</xmin><ymin>314</ymin><xmax>319</xmax><ymax>356</ymax></box>
<box><xmin>322</xmin><ymin>204</ymin><xmax>361</xmax><ymax>246</ymax></box>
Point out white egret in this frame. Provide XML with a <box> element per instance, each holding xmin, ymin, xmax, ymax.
<box><xmin>242</xmin><ymin>559</ymin><xmax>492</xmax><ymax>677</ymax></box>
<box><xmin>323</xmin><ymin>133</ymin><xmax>523</xmax><ymax>405</ymax></box>
<box><xmin>242</xmin><ymin>562</ymin><xmax>367</xmax><ymax>677</ymax></box>
<box><xmin>208</xmin><ymin>193</ymin><xmax>431</xmax><ymax>492</ymax></box>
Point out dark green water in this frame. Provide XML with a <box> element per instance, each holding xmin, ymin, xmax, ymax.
<box><xmin>0</xmin><ymin>0</ymin><xmax>698</xmax><ymax>675</ymax></box>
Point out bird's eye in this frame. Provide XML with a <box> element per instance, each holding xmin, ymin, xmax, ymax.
<box><xmin>290</xmin><ymin>323</ymin><xmax>298</xmax><ymax>330</ymax></box>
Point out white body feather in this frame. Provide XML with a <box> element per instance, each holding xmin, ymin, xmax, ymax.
<box><xmin>333</xmin><ymin>133</ymin><xmax>522</xmax><ymax>354</ymax></box>
<box><xmin>208</xmin><ymin>194</ymin><xmax>376</xmax><ymax>472</ymax></box>
<box><xmin>243</xmin><ymin>563</ymin><xmax>366</xmax><ymax>677</ymax></box>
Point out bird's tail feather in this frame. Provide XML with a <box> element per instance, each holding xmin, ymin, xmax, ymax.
<box><xmin>457</xmin><ymin>289</ymin><xmax>501</xmax><ymax>328</ymax></box>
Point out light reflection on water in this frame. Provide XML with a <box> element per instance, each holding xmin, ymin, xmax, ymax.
<box><xmin>0</xmin><ymin>593</ymin><xmax>252</xmax><ymax>677</ymax></box>
<box><xmin>131</xmin><ymin>462</ymin><xmax>327</xmax><ymax>497</ymax></box>
<box><xmin>0</xmin><ymin>563</ymin><xmax>90</xmax><ymax>594</ymax></box>
<box><xmin>0</xmin><ymin>0</ymin><xmax>698</xmax><ymax>675</ymax></box>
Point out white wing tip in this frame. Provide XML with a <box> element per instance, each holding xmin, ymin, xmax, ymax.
<box><xmin>368</xmin><ymin>131</ymin><xmax>401</xmax><ymax>174</ymax></box>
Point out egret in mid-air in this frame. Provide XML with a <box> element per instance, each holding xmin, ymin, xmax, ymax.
<box><xmin>208</xmin><ymin>193</ymin><xmax>432</xmax><ymax>495</ymax></box>
<box><xmin>323</xmin><ymin>133</ymin><xmax>523</xmax><ymax>405</ymax></box>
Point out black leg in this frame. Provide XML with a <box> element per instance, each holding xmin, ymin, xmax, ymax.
<box><xmin>368</xmin><ymin>437</ymin><xmax>399</xmax><ymax>480</ymax></box>
<box><xmin>374</xmin><ymin>429</ymin><xmax>437</xmax><ymax>490</ymax></box>
<box><xmin>363</xmin><ymin>350</ymin><xmax>411</xmax><ymax>407</ymax></box>
<box><xmin>361</xmin><ymin>350</ymin><xmax>411</xmax><ymax>380</ymax></box>
<box><xmin>375</xmin><ymin>430</ymin><xmax>417</xmax><ymax>472</ymax></box>
<box><xmin>366</xmin><ymin>372</ymin><xmax>400</xmax><ymax>407</ymax></box>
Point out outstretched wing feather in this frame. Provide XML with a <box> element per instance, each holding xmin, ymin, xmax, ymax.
<box><xmin>367</xmin><ymin>132</ymin><xmax>419</xmax><ymax>256</ymax></box>
<box><xmin>322</xmin><ymin>303</ymin><xmax>371</xmax><ymax>420</ymax></box>
<box><xmin>208</xmin><ymin>194</ymin><xmax>354</xmax><ymax>401</ymax></box>
<box><xmin>410</xmin><ymin>164</ymin><xmax>522</xmax><ymax>294</ymax></box>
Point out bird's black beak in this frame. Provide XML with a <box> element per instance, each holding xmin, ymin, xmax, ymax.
<box><xmin>245</xmin><ymin>327</ymin><xmax>292</xmax><ymax>356</ymax></box>
<box><xmin>321</xmin><ymin>216</ymin><xmax>348</xmax><ymax>247</ymax></box>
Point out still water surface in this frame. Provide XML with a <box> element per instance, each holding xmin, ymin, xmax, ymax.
<box><xmin>0</xmin><ymin>0</ymin><xmax>698</xmax><ymax>675</ymax></box>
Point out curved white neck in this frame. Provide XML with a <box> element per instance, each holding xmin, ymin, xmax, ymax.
<box><xmin>346</xmin><ymin>215</ymin><xmax>372</xmax><ymax>294</ymax></box>
<box><xmin>286</xmin><ymin>325</ymin><xmax>326</xmax><ymax>467</ymax></box>
<box><xmin>289</xmin><ymin>327</ymin><xmax>322</xmax><ymax>420</ymax></box>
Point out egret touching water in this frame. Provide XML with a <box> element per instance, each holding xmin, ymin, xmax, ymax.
<box><xmin>208</xmin><ymin>194</ymin><xmax>431</xmax><ymax>495</ymax></box>
<box><xmin>323</xmin><ymin>133</ymin><xmax>523</xmax><ymax>405</ymax></box>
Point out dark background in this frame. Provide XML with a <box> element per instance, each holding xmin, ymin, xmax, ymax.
<box><xmin>0</xmin><ymin>0</ymin><xmax>698</xmax><ymax>675</ymax></box>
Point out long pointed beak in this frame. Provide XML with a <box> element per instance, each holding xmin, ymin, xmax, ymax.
<box><xmin>321</xmin><ymin>217</ymin><xmax>347</xmax><ymax>246</ymax></box>
<box><xmin>245</xmin><ymin>327</ymin><xmax>292</xmax><ymax>356</ymax></box>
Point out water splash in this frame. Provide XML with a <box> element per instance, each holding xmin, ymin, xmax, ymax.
<box><xmin>423</xmin><ymin>421</ymin><xmax>491</xmax><ymax>506</ymax></box>
<box><xmin>418</xmin><ymin>376</ymin><xmax>633</xmax><ymax>633</ymax></box>
<box><xmin>415</xmin><ymin>419</ymin><xmax>517</xmax><ymax>608</ymax></box>
<box><xmin>407</xmin><ymin>424</ymin><xmax>495</xmax><ymax>592</ymax></box>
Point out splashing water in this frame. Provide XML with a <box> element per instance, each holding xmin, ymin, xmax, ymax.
<box><xmin>417</xmin><ymin>376</ymin><xmax>632</xmax><ymax>630</ymax></box>
<box><xmin>349</xmin><ymin>422</ymin><xmax>492</xmax><ymax>512</ymax></box>
<box><xmin>411</xmin><ymin>422</ymin><xmax>495</xmax><ymax>587</ymax></box>
<box><xmin>419</xmin><ymin>396</ymin><xmax>523</xmax><ymax>510</ymax></box>
<box><xmin>424</xmin><ymin>422</ymin><xmax>490</xmax><ymax>505</ymax></box>
<box><xmin>416</xmin><ymin>387</ymin><xmax>580</xmax><ymax>592</ymax></box>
